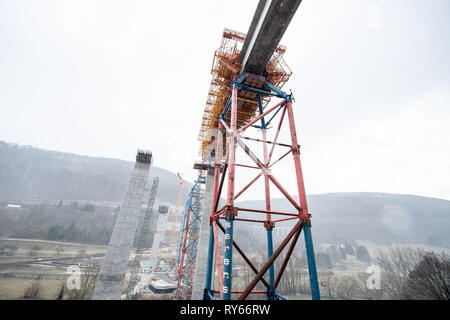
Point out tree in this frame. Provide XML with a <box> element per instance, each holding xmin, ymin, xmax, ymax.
<box><xmin>48</xmin><ymin>224</ymin><xmax>65</xmax><ymax>240</ymax></box>
<box><xmin>66</xmin><ymin>223</ymin><xmax>78</xmax><ymax>241</ymax></box>
<box><xmin>405</xmin><ymin>251</ymin><xmax>450</xmax><ymax>300</ymax></box>
<box><xmin>55</xmin><ymin>246</ymin><xmax>64</xmax><ymax>256</ymax></box>
<box><xmin>343</xmin><ymin>242</ymin><xmax>355</xmax><ymax>255</ymax></box>
<box><xmin>375</xmin><ymin>246</ymin><xmax>450</xmax><ymax>300</ymax></box>
<box><xmin>56</xmin><ymin>283</ymin><xmax>65</xmax><ymax>300</ymax></box>
<box><xmin>70</xmin><ymin>201</ymin><xmax>78</xmax><ymax>210</ymax></box>
<box><xmin>355</xmin><ymin>272</ymin><xmax>383</xmax><ymax>300</ymax></box>
<box><xmin>336</xmin><ymin>275</ymin><xmax>357</xmax><ymax>300</ymax></box>
<box><xmin>0</xmin><ymin>245</ymin><xmax>18</xmax><ymax>256</ymax></box>
<box><xmin>77</xmin><ymin>248</ymin><xmax>86</xmax><ymax>258</ymax></box>
<box><xmin>327</xmin><ymin>245</ymin><xmax>340</xmax><ymax>263</ymax></box>
<box><xmin>81</xmin><ymin>203</ymin><xmax>95</xmax><ymax>212</ymax></box>
<box><xmin>24</xmin><ymin>277</ymin><xmax>42</xmax><ymax>299</ymax></box>
<box><xmin>316</xmin><ymin>252</ymin><xmax>333</xmax><ymax>269</ymax></box>
<box><xmin>275</xmin><ymin>253</ymin><xmax>309</xmax><ymax>296</ymax></box>
<box><xmin>64</xmin><ymin>269</ymin><xmax>99</xmax><ymax>300</ymax></box>
<box><xmin>320</xmin><ymin>272</ymin><xmax>339</xmax><ymax>298</ymax></box>
<box><xmin>377</xmin><ymin>247</ymin><xmax>420</xmax><ymax>299</ymax></box>
<box><xmin>356</xmin><ymin>245</ymin><xmax>371</xmax><ymax>263</ymax></box>
<box><xmin>28</xmin><ymin>246</ymin><xmax>41</xmax><ymax>256</ymax></box>
<box><xmin>338</xmin><ymin>247</ymin><xmax>347</xmax><ymax>260</ymax></box>
<box><xmin>320</xmin><ymin>274</ymin><xmax>359</xmax><ymax>300</ymax></box>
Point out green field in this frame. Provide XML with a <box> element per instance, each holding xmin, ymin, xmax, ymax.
<box><xmin>0</xmin><ymin>238</ymin><xmax>107</xmax><ymax>300</ymax></box>
<box><xmin>0</xmin><ymin>277</ymin><xmax>64</xmax><ymax>300</ymax></box>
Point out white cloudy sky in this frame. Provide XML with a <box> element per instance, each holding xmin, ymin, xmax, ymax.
<box><xmin>1</xmin><ymin>0</ymin><xmax>449</xmax><ymax>200</ymax></box>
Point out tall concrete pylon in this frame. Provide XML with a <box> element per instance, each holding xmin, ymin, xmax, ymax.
<box><xmin>92</xmin><ymin>150</ymin><xmax>152</xmax><ymax>300</ymax></box>
<box><xmin>148</xmin><ymin>210</ymin><xmax>168</xmax><ymax>270</ymax></box>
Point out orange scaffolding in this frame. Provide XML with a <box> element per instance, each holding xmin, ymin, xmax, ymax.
<box><xmin>198</xmin><ymin>28</ymin><xmax>292</xmax><ymax>157</ymax></box>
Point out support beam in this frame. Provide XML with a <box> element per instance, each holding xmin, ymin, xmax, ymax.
<box><xmin>274</xmin><ymin>225</ymin><xmax>302</xmax><ymax>289</ymax></box>
<box><xmin>238</xmin><ymin>220</ymin><xmax>302</xmax><ymax>300</ymax></box>
<box><xmin>303</xmin><ymin>223</ymin><xmax>321</xmax><ymax>300</ymax></box>
<box><xmin>216</xmin><ymin>221</ymin><xmax>269</xmax><ymax>288</ymax></box>
<box><xmin>239</xmin><ymin>0</ymin><xmax>303</xmax><ymax>75</ymax></box>
<box><xmin>222</xmin><ymin>86</ymin><xmax>239</xmax><ymax>300</ymax></box>
<box><xmin>286</xmin><ymin>99</ymin><xmax>310</xmax><ymax>223</ymax></box>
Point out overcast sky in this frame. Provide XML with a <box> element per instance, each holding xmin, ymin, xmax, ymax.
<box><xmin>1</xmin><ymin>0</ymin><xmax>449</xmax><ymax>201</ymax></box>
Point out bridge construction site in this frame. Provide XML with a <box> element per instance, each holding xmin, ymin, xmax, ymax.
<box><xmin>92</xmin><ymin>0</ymin><xmax>321</xmax><ymax>301</ymax></box>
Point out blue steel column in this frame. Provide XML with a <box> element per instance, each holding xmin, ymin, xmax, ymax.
<box><xmin>204</xmin><ymin>223</ymin><xmax>215</xmax><ymax>299</ymax></box>
<box><xmin>303</xmin><ymin>223</ymin><xmax>320</xmax><ymax>300</ymax></box>
<box><xmin>266</xmin><ymin>227</ymin><xmax>275</xmax><ymax>300</ymax></box>
<box><xmin>258</xmin><ymin>92</ymin><xmax>275</xmax><ymax>300</ymax></box>
<box><xmin>222</xmin><ymin>84</ymin><xmax>238</xmax><ymax>300</ymax></box>
<box><xmin>222</xmin><ymin>215</ymin><xmax>234</xmax><ymax>299</ymax></box>
<box><xmin>203</xmin><ymin>118</ymin><xmax>224</xmax><ymax>300</ymax></box>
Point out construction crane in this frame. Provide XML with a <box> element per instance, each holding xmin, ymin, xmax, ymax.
<box><xmin>175</xmin><ymin>170</ymin><xmax>205</xmax><ymax>299</ymax></box>
<box><xmin>125</xmin><ymin>177</ymin><xmax>159</xmax><ymax>299</ymax></box>
<box><xmin>155</xmin><ymin>173</ymin><xmax>185</xmax><ymax>271</ymax></box>
<box><xmin>145</xmin><ymin>175</ymin><xmax>190</xmax><ymax>272</ymax></box>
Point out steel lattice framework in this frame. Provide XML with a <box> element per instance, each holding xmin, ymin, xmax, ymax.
<box><xmin>201</xmin><ymin>72</ymin><xmax>320</xmax><ymax>300</ymax></box>
<box><xmin>175</xmin><ymin>172</ymin><xmax>205</xmax><ymax>299</ymax></box>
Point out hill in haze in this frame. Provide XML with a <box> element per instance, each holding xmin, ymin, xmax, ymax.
<box><xmin>235</xmin><ymin>192</ymin><xmax>450</xmax><ymax>249</ymax></box>
<box><xmin>0</xmin><ymin>140</ymin><xmax>190</xmax><ymax>205</ymax></box>
<box><xmin>0</xmin><ymin>141</ymin><xmax>448</xmax><ymax>249</ymax></box>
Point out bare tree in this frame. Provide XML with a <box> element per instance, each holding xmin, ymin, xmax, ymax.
<box><xmin>24</xmin><ymin>276</ymin><xmax>42</xmax><ymax>299</ymax></box>
<box><xmin>336</xmin><ymin>275</ymin><xmax>357</xmax><ymax>300</ymax></box>
<box><xmin>274</xmin><ymin>252</ymin><xmax>309</xmax><ymax>296</ymax></box>
<box><xmin>64</xmin><ymin>269</ymin><xmax>99</xmax><ymax>300</ymax></box>
<box><xmin>56</xmin><ymin>282</ymin><xmax>65</xmax><ymax>300</ymax></box>
<box><xmin>0</xmin><ymin>245</ymin><xmax>18</xmax><ymax>256</ymax></box>
<box><xmin>405</xmin><ymin>251</ymin><xmax>450</xmax><ymax>300</ymax></box>
<box><xmin>77</xmin><ymin>248</ymin><xmax>86</xmax><ymax>258</ymax></box>
<box><xmin>377</xmin><ymin>246</ymin><xmax>449</xmax><ymax>300</ymax></box>
<box><xmin>27</xmin><ymin>246</ymin><xmax>41</xmax><ymax>257</ymax></box>
<box><xmin>55</xmin><ymin>246</ymin><xmax>64</xmax><ymax>256</ymax></box>
<box><xmin>355</xmin><ymin>272</ymin><xmax>383</xmax><ymax>300</ymax></box>
<box><xmin>320</xmin><ymin>272</ymin><xmax>339</xmax><ymax>298</ymax></box>
<box><xmin>376</xmin><ymin>247</ymin><xmax>422</xmax><ymax>299</ymax></box>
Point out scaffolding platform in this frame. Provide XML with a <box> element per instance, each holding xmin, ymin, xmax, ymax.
<box><xmin>198</xmin><ymin>28</ymin><xmax>292</xmax><ymax>157</ymax></box>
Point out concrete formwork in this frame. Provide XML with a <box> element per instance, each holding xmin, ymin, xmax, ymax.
<box><xmin>92</xmin><ymin>151</ymin><xmax>152</xmax><ymax>300</ymax></box>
